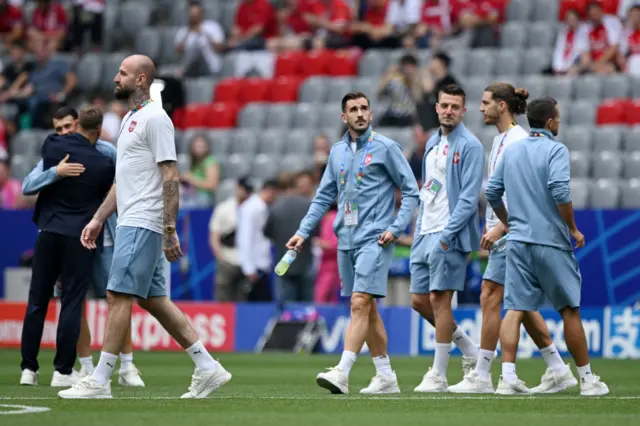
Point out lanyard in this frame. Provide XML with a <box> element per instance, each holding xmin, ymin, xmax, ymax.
<box><xmin>340</xmin><ymin>131</ymin><xmax>374</xmax><ymax>190</ymax></box>
<box><xmin>491</xmin><ymin>124</ymin><xmax>515</xmax><ymax>173</ymax></box>
<box><xmin>116</xmin><ymin>99</ymin><xmax>153</xmax><ymax>141</ymax></box>
<box><xmin>530</xmin><ymin>131</ymin><xmax>549</xmax><ymax>138</ymax></box>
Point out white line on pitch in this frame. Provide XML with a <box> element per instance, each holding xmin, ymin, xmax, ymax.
<box><xmin>1</xmin><ymin>396</ymin><xmax>639</xmax><ymax>401</ymax></box>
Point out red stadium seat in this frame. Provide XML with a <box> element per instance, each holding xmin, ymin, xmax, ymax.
<box><xmin>559</xmin><ymin>0</ymin><xmax>588</xmax><ymax>20</ymax></box>
<box><xmin>596</xmin><ymin>99</ymin><xmax>627</xmax><ymax>125</ymax></box>
<box><xmin>328</xmin><ymin>51</ymin><xmax>358</xmax><ymax>76</ymax></box>
<box><xmin>625</xmin><ymin>100</ymin><xmax>640</xmax><ymax>125</ymax></box>
<box><xmin>182</xmin><ymin>104</ymin><xmax>210</xmax><ymax>128</ymax></box>
<box><xmin>213</xmin><ymin>78</ymin><xmax>242</xmax><ymax>104</ymax></box>
<box><xmin>275</xmin><ymin>51</ymin><xmax>304</xmax><ymax>77</ymax></box>
<box><xmin>206</xmin><ymin>102</ymin><xmax>239</xmax><ymax>128</ymax></box>
<box><xmin>172</xmin><ymin>107</ymin><xmax>185</xmax><ymax>130</ymax></box>
<box><xmin>269</xmin><ymin>77</ymin><xmax>302</xmax><ymax>102</ymax></box>
<box><xmin>299</xmin><ymin>49</ymin><xmax>331</xmax><ymax>77</ymax></box>
<box><xmin>240</xmin><ymin>78</ymin><xmax>271</xmax><ymax>104</ymax></box>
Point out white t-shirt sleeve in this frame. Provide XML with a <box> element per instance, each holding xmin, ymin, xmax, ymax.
<box><xmin>146</xmin><ymin>112</ymin><xmax>177</xmax><ymax>164</ymax></box>
<box><xmin>175</xmin><ymin>27</ymin><xmax>188</xmax><ymax>45</ymax></box>
<box><xmin>604</xmin><ymin>15</ymin><xmax>623</xmax><ymax>45</ymax></box>
<box><xmin>620</xmin><ymin>28</ymin><xmax>630</xmax><ymax>55</ymax></box>
<box><xmin>576</xmin><ymin>24</ymin><xmax>590</xmax><ymax>55</ymax></box>
<box><xmin>406</xmin><ymin>0</ymin><xmax>422</xmax><ymax>25</ymax></box>
<box><xmin>202</xmin><ymin>21</ymin><xmax>225</xmax><ymax>43</ymax></box>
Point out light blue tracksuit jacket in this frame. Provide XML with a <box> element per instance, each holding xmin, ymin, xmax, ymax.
<box><xmin>485</xmin><ymin>128</ymin><xmax>573</xmax><ymax>250</ymax></box>
<box><xmin>415</xmin><ymin>123</ymin><xmax>485</xmax><ymax>252</ymax></box>
<box><xmin>296</xmin><ymin>126</ymin><xmax>419</xmax><ymax>250</ymax></box>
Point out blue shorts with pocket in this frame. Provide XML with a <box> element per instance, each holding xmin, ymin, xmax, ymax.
<box><xmin>107</xmin><ymin>226</ymin><xmax>167</xmax><ymax>300</ymax></box>
<box><xmin>504</xmin><ymin>241</ymin><xmax>582</xmax><ymax>311</ymax></box>
<box><xmin>482</xmin><ymin>248</ymin><xmax>507</xmax><ymax>286</ymax></box>
<box><xmin>338</xmin><ymin>241</ymin><xmax>394</xmax><ymax>298</ymax></box>
<box><xmin>410</xmin><ymin>231</ymin><xmax>469</xmax><ymax>294</ymax></box>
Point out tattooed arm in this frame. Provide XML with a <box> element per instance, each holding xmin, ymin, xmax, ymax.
<box><xmin>159</xmin><ymin>160</ymin><xmax>183</xmax><ymax>262</ymax></box>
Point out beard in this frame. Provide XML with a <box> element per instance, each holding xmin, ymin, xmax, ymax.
<box><xmin>114</xmin><ymin>85</ymin><xmax>134</xmax><ymax>100</ymax></box>
<box><xmin>349</xmin><ymin>119</ymin><xmax>369</xmax><ymax>135</ymax></box>
<box><xmin>483</xmin><ymin>107</ymin><xmax>500</xmax><ymax>125</ymax></box>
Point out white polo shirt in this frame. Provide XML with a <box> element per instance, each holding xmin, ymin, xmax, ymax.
<box><xmin>420</xmin><ymin>136</ymin><xmax>450</xmax><ymax>235</ymax></box>
<box><xmin>115</xmin><ymin>101</ymin><xmax>177</xmax><ymax>234</ymax></box>
<box><xmin>485</xmin><ymin>125</ymin><xmax>528</xmax><ymax>231</ymax></box>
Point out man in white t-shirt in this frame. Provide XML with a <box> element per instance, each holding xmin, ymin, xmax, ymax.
<box><xmin>449</xmin><ymin>83</ymin><xmax>577</xmax><ymax>395</ymax></box>
<box><xmin>59</xmin><ymin>54</ymin><xmax>231</xmax><ymax>400</ymax></box>
<box><xmin>175</xmin><ymin>2</ymin><xmax>225</xmax><ymax>76</ymax></box>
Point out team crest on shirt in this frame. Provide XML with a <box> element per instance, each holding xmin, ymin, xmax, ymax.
<box><xmin>453</xmin><ymin>152</ymin><xmax>460</xmax><ymax>164</ymax></box>
<box><xmin>129</xmin><ymin>121</ymin><xmax>137</xmax><ymax>132</ymax></box>
<box><xmin>364</xmin><ymin>153</ymin><xmax>373</xmax><ymax>166</ymax></box>
<box><xmin>443</xmin><ymin>145</ymin><xmax>449</xmax><ymax>156</ymax></box>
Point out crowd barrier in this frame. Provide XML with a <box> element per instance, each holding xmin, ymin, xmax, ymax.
<box><xmin>1</xmin><ymin>301</ymin><xmax>638</xmax><ymax>359</ymax></box>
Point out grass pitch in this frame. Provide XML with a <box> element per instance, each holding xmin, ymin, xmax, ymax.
<box><xmin>0</xmin><ymin>350</ymin><xmax>639</xmax><ymax>426</ymax></box>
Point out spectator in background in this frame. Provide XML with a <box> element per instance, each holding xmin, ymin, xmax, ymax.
<box><xmin>308</xmin><ymin>0</ymin><xmax>352</xmax><ymax>49</ymax></box>
<box><xmin>180</xmin><ymin>135</ymin><xmax>220</xmax><ymax>207</ymax></box>
<box><xmin>236</xmin><ymin>179</ymin><xmax>280</xmax><ymax>302</ymax></box>
<box><xmin>209</xmin><ymin>178</ymin><xmax>252</xmax><ymax>302</ymax></box>
<box><xmin>552</xmin><ymin>8</ymin><xmax>586</xmax><ymax>75</ymax></box>
<box><xmin>175</xmin><ymin>1</ymin><xmax>225</xmax><ymax>77</ymax></box>
<box><xmin>410</xmin><ymin>0</ymin><xmax>453</xmax><ymax>49</ymax></box>
<box><xmin>451</xmin><ymin>0</ymin><xmax>504</xmax><ymax>48</ymax></box>
<box><xmin>0</xmin><ymin>0</ymin><xmax>25</xmax><ymax>44</ymax></box>
<box><xmin>28</xmin><ymin>0</ymin><xmax>69</xmax><ymax>52</ymax></box>
<box><xmin>67</xmin><ymin>0</ymin><xmax>105</xmax><ymax>52</ymax></box>
<box><xmin>313</xmin><ymin>202</ymin><xmax>340</xmax><ymax>304</ymax></box>
<box><xmin>577</xmin><ymin>1</ymin><xmax>622</xmax><ymax>75</ymax></box>
<box><xmin>618</xmin><ymin>4</ymin><xmax>640</xmax><ymax>76</ymax></box>
<box><xmin>268</xmin><ymin>0</ymin><xmax>322</xmax><ymax>52</ymax></box>
<box><xmin>265</xmin><ymin>173</ymin><xmax>316</xmax><ymax>303</ymax></box>
<box><xmin>228</xmin><ymin>0</ymin><xmax>278</xmax><ymax>51</ymax></box>
<box><xmin>313</xmin><ymin>133</ymin><xmax>331</xmax><ymax>180</ymax></box>
<box><xmin>0</xmin><ymin>41</ymin><xmax>34</xmax><ymax>111</ymax></box>
<box><xmin>295</xmin><ymin>170</ymin><xmax>316</xmax><ymax>198</ymax></box>
<box><xmin>377</xmin><ymin>53</ymin><xmax>421</xmax><ymax>127</ymax></box>
<box><xmin>381</xmin><ymin>0</ymin><xmax>422</xmax><ymax>48</ymax></box>
<box><xmin>0</xmin><ymin>158</ymin><xmax>24</xmax><ymax>209</ymax></box>
<box><xmin>91</xmin><ymin>98</ymin><xmax>125</xmax><ymax>143</ymax></box>
<box><xmin>351</xmin><ymin>0</ymin><xmax>402</xmax><ymax>49</ymax></box>
<box><xmin>25</xmin><ymin>39</ymin><xmax>77</xmax><ymax>129</ymax></box>
<box><xmin>415</xmin><ymin>51</ymin><xmax>458</xmax><ymax>131</ymax></box>
<box><xmin>406</xmin><ymin>123</ymin><xmax>428</xmax><ymax>185</ymax></box>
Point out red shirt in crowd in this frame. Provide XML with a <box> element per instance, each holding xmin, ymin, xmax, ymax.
<box><xmin>621</xmin><ymin>27</ymin><xmax>640</xmax><ymax>56</ymax></box>
<box><xmin>323</xmin><ymin>0</ymin><xmax>352</xmax><ymax>25</ymax></box>
<box><xmin>31</xmin><ymin>3</ymin><xmax>68</xmax><ymax>33</ymax></box>
<box><xmin>235</xmin><ymin>0</ymin><xmax>279</xmax><ymax>39</ymax></box>
<box><xmin>583</xmin><ymin>15</ymin><xmax>622</xmax><ymax>61</ymax></box>
<box><xmin>451</xmin><ymin>0</ymin><xmax>505</xmax><ymax>24</ymax></box>
<box><xmin>421</xmin><ymin>0</ymin><xmax>452</xmax><ymax>33</ymax></box>
<box><xmin>364</xmin><ymin>0</ymin><xmax>390</xmax><ymax>27</ymax></box>
<box><xmin>287</xmin><ymin>0</ymin><xmax>324</xmax><ymax>34</ymax></box>
<box><xmin>0</xmin><ymin>4</ymin><xmax>24</xmax><ymax>35</ymax></box>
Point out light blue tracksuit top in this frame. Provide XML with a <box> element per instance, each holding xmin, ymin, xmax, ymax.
<box><xmin>296</xmin><ymin>126</ymin><xmax>419</xmax><ymax>250</ymax></box>
<box><xmin>415</xmin><ymin>123</ymin><xmax>485</xmax><ymax>252</ymax></box>
<box><xmin>485</xmin><ymin>128</ymin><xmax>573</xmax><ymax>251</ymax></box>
<box><xmin>22</xmin><ymin>139</ymin><xmax>118</xmax><ymax>251</ymax></box>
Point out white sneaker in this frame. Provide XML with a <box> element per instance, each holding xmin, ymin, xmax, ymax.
<box><xmin>448</xmin><ymin>371</ymin><xmax>494</xmax><ymax>393</ymax></box>
<box><xmin>359</xmin><ymin>372</ymin><xmax>401</xmax><ymax>394</ymax></box>
<box><xmin>180</xmin><ymin>365</ymin><xmax>232</xmax><ymax>399</ymax></box>
<box><xmin>316</xmin><ymin>367</ymin><xmax>349</xmax><ymax>394</ymax></box>
<box><xmin>413</xmin><ymin>367</ymin><xmax>448</xmax><ymax>393</ymax></box>
<box><xmin>461</xmin><ymin>355</ymin><xmax>477</xmax><ymax>376</ymax></box>
<box><xmin>20</xmin><ymin>369</ymin><xmax>38</xmax><ymax>386</ymax></box>
<box><xmin>580</xmin><ymin>374</ymin><xmax>609</xmax><ymax>396</ymax></box>
<box><xmin>530</xmin><ymin>365</ymin><xmax>578</xmax><ymax>394</ymax></box>
<box><xmin>58</xmin><ymin>376</ymin><xmax>112</xmax><ymax>399</ymax></box>
<box><xmin>51</xmin><ymin>370</ymin><xmax>81</xmax><ymax>387</ymax></box>
<box><xmin>118</xmin><ymin>364</ymin><xmax>145</xmax><ymax>387</ymax></box>
<box><xmin>495</xmin><ymin>375</ymin><xmax>530</xmax><ymax>395</ymax></box>
<box><xmin>78</xmin><ymin>365</ymin><xmax>93</xmax><ymax>379</ymax></box>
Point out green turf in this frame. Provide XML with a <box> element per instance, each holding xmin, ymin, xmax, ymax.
<box><xmin>0</xmin><ymin>350</ymin><xmax>639</xmax><ymax>425</ymax></box>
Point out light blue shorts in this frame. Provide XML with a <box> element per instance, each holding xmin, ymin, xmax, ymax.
<box><xmin>54</xmin><ymin>246</ymin><xmax>113</xmax><ymax>299</ymax></box>
<box><xmin>107</xmin><ymin>226</ymin><xmax>167</xmax><ymax>300</ymax></box>
<box><xmin>338</xmin><ymin>241</ymin><xmax>394</xmax><ymax>298</ymax></box>
<box><xmin>482</xmin><ymin>249</ymin><xmax>506</xmax><ymax>286</ymax></box>
<box><xmin>504</xmin><ymin>241</ymin><xmax>582</xmax><ymax>312</ymax></box>
<box><xmin>410</xmin><ymin>232</ymin><xmax>469</xmax><ymax>294</ymax></box>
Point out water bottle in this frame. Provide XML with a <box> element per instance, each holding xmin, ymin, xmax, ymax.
<box><xmin>274</xmin><ymin>249</ymin><xmax>297</xmax><ymax>276</ymax></box>
<box><xmin>493</xmin><ymin>235</ymin><xmax>508</xmax><ymax>252</ymax></box>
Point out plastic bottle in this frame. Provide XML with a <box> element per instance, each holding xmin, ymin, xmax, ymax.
<box><xmin>493</xmin><ymin>235</ymin><xmax>508</xmax><ymax>252</ymax></box>
<box><xmin>274</xmin><ymin>249</ymin><xmax>297</xmax><ymax>276</ymax></box>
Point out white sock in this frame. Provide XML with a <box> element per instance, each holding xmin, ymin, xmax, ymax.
<box><xmin>93</xmin><ymin>352</ymin><xmax>118</xmax><ymax>385</ymax></box>
<box><xmin>372</xmin><ymin>355</ymin><xmax>393</xmax><ymax>377</ymax></box>
<box><xmin>502</xmin><ymin>362</ymin><xmax>517</xmax><ymax>383</ymax></box>
<box><xmin>433</xmin><ymin>343</ymin><xmax>451</xmax><ymax>375</ymax></box>
<box><xmin>540</xmin><ymin>344</ymin><xmax>568</xmax><ymax>374</ymax></box>
<box><xmin>186</xmin><ymin>340</ymin><xmax>220</xmax><ymax>373</ymax></box>
<box><xmin>337</xmin><ymin>350</ymin><xmax>357</xmax><ymax>376</ymax></box>
<box><xmin>119</xmin><ymin>352</ymin><xmax>133</xmax><ymax>371</ymax></box>
<box><xmin>473</xmin><ymin>349</ymin><xmax>494</xmax><ymax>379</ymax></box>
<box><xmin>452</xmin><ymin>327</ymin><xmax>478</xmax><ymax>358</ymax></box>
<box><xmin>79</xmin><ymin>356</ymin><xmax>94</xmax><ymax>373</ymax></box>
<box><xmin>577</xmin><ymin>363</ymin><xmax>592</xmax><ymax>379</ymax></box>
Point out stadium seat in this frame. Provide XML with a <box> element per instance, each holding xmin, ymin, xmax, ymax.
<box><xmin>569</xmin><ymin>101</ymin><xmax>597</xmax><ymax>125</ymax></box>
<box><xmin>570</xmin><ymin>151</ymin><xmax>590</xmax><ymax>178</ymax></box>
<box><xmin>292</xmin><ymin>103</ymin><xmax>321</xmax><ymax>129</ymax></box>
<box><xmin>182</xmin><ymin>104</ymin><xmax>210</xmax><ymax>128</ymax></box>
<box><xmin>358</xmin><ymin>50</ymin><xmax>388</xmax><ymax>77</ymax></box>
<box><xmin>591</xmin><ymin>126</ymin><xmax>624</xmax><ymax>152</ymax></box>
<box><xmin>207</xmin><ymin>103</ymin><xmax>239</xmax><ymax>128</ymax></box>
<box><xmin>501</xmin><ymin>22</ymin><xmax>527</xmax><ymax>48</ymax></box>
<box><xmin>176</xmin><ymin>153</ymin><xmax>190</xmax><ymax>174</ymax></box>
<box><xmin>285</xmin><ymin>129</ymin><xmax>315</xmax><ymax>155</ymax></box>
<box><xmin>564</xmin><ymin>126</ymin><xmax>592</xmax><ymax>152</ymax></box>
<box><xmin>623</xmin><ymin>151</ymin><xmax>640</xmax><ymax>178</ymax></box>
<box><xmin>352</xmin><ymin>77</ymin><xmax>378</xmax><ymax>100</ymax></box>
<box><xmin>76</xmin><ymin>54</ymin><xmax>103</xmax><ymax>93</ymax></box>
<box><xmin>329</xmin><ymin>50</ymin><xmax>358</xmax><ymax>76</ymax></box>
<box><xmin>274</xmin><ymin>51</ymin><xmax>304</xmax><ymax>77</ymax></box>
<box><xmin>495</xmin><ymin>49</ymin><xmax>523</xmax><ymax>75</ymax></box>
<box><xmin>631</xmin><ymin>76</ymin><xmax>640</xmax><ymax>98</ymax></box>
<box><xmin>448</xmin><ymin>49</ymin><xmax>468</xmax><ymax>79</ymax></box>
<box><xmin>237</xmin><ymin>104</ymin><xmax>267</xmax><ymax>129</ymax></box>
<box><xmin>300</xmin><ymin>50</ymin><xmax>331</xmax><ymax>77</ymax></box>
<box><xmin>624</xmin><ymin>100</ymin><xmax>640</xmax><ymax>125</ymax></box>
<box><xmin>570</xmin><ymin>178</ymin><xmax>590</xmax><ymax>209</ymax></box>
<box><xmin>507</xmin><ymin>0</ymin><xmax>533</xmax><ymax>21</ymax></box>
<box><xmin>327</xmin><ymin>78</ymin><xmax>354</xmax><ymax>103</ymax></box>
<box><xmin>467</xmin><ymin>49</ymin><xmax>495</xmax><ymax>76</ymax></box>
<box><xmin>299</xmin><ymin>77</ymin><xmax>329</xmax><ymax>103</ymax></box>
<box><xmin>574</xmin><ymin>75</ymin><xmax>603</xmax><ymax>100</ymax></box>
<box><xmin>175</xmin><ymin>129</ymin><xmax>192</xmax><ymax>154</ymax></box>
<box><xmin>169</xmin><ymin>0</ymin><xmax>189</xmax><ymax>26</ymax></box>
<box><xmin>251</xmin><ymin>154</ymin><xmax>280</xmax><ymax>180</ymax></box>
<box><xmin>280</xmin><ymin>153</ymin><xmax>315</xmax><ymax>173</ymax></box>
<box><xmin>320</xmin><ymin>103</ymin><xmax>343</xmax><ymax>129</ymax></box>
<box><xmin>172</xmin><ymin>107</ymin><xmax>186</xmax><ymax>130</ymax></box>
<box><xmin>462</xmin><ymin>76</ymin><xmax>491</xmax><ymax>102</ymax></box>
<box><xmin>532</xmin><ymin>0</ymin><xmax>560</xmax><ymax>21</ymax></box>
<box><xmin>602</xmin><ymin>74</ymin><xmax>630</xmax><ymax>99</ymax></box>
<box><xmin>464</xmin><ymin>108</ymin><xmax>484</xmax><ymax>128</ymax></box>
<box><xmin>202</xmin><ymin>1</ymin><xmax>221</xmax><ymax>22</ymax></box>
<box><xmin>589</xmin><ymin>178</ymin><xmax>620</xmax><ymax>208</ymax></box>
<box><xmin>160</xmin><ymin>27</ymin><xmax>181</xmax><ymax>65</ymax></box>
<box><xmin>265</xmin><ymin>104</ymin><xmax>294</xmax><ymax>129</ymax></box>
<box><xmin>621</xmin><ymin>178</ymin><xmax>640</xmax><ymax>208</ymax></box>
<box><xmin>135</xmin><ymin>28</ymin><xmax>162</xmax><ymax>63</ymax></box>
<box><xmin>623</xmin><ymin>126</ymin><xmax>640</xmax><ymax>151</ymax></box>
<box><xmin>9</xmin><ymin>154</ymin><xmax>33</xmax><ymax>181</ymax></box>
<box><xmin>224</xmin><ymin>153</ymin><xmax>251</xmax><ymax>179</ymax></box>
<box><xmin>230</xmin><ymin>129</ymin><xmax>258</xmax><ymax>155</ymax></box>
<box><xmin>544</xmin><ymin>75</ymin><xmax>573</xmax><ymax>100</ymax></box>
<box><xmin>527</xmin><ymin>22</ymin><xmax>557</xmax><ymax>48</ymax></box>
<box><xmin>596</xmin><ymin>99</ymin><xmax>627</xmax><ymax>125</ymax></box>
<box><xmin>220</xmin><ymin>1</ymin><xmax>238</xmax><ymax>32</ymax></box>
<box><xmin>592</xmin><ymin>151</ymin><xmax>622</xmax><ymax>179</ymax></box>
<box><xmin>240</xmin><ymin>78</ymin><xmax>271</xmax><ymax>104</ymax></box>
<box><xmin>12</xmin><ymin>130</ymin><xmax>41</xmax><ymax>157</ymax></box>
<box><xmin>522</xmin><ymin>48</ymin><xmax>552</xmax><ymax>75</ymax></box>
<box><xmin>118</xmin><ymin>3</ymin><xmax>151</xmax><ymax>40</ymax></box>
<box><xmin>521</xmin><ymin>75</ymin><xmax>547</xmax><ymax>98</ymax></box>
<box><xmin>394</xmin><ymin>128</ymin><xmax>414</xmax><ymax>151</ymax></box>
<box><xmin>186</xmin><ymin>78</ymin><xmax>216</xmax><ymax>105</ymax></box>
<box><xmin>207</xmin><ymin>130</ymin><xmax>232</xmax><ymax>156</ymax></box>
<box><xmin>559</xmin><ymin>0</ymin><xmax>588</xmax><ymax>20</ymax></box>
<box><xmin>101</xmin><ymin>52</ymin><xmax>128</xmax><ymax>91</ymax></box>
<box><xmin>269</xmin><ymin>77</ymin><xmax>302</xmax><ymax>102</ymax></box>
<box><xmin>216</xmin><ymin>179</ymin><xmax>237</xmax><ymax>204</ymax></box>
<box><xmin>214</xmin><ymin>78</ymin><xmax>242</xmax><ymax>103</ymax></box>
<box><xmin>478</xmin><ymin>127</ymin><xmax>497</xmax><ymax>152</ymax></box>
<box><xmin>257</xmin><ymin>129</ymin><xmax>286</xmax><ymax>155</ymax></box>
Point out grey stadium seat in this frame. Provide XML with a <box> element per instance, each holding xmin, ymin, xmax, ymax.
<box><xmin>623</xmin><ymin>151</ymin><xmax>640</xmax><ymax>178</ymax></box>
<box><xmin>352</xmin><ymin>77</ymin><xmax>378</xmax><ymax>98</ymax></box>
<box><xmin>101</xmin><ymin>52</ymin><xmax>127</xmax><ymax>91</ymax></box>
<box><xmin>327</xmin><ymin>78</ymin><xmax>354</xmax><ymax>104</ymax></box>
<box><xmin>292</xmin><ymin>103</ymin><xmax>321</xmax><ymax>129</ymax></box>
<box><xmin>285</xmin><ymin>129</ymin><xmax>315</xmax><ymax>155</ymax></box>
<box><xmin>118</xmin><ymin>3</ymin><xmax>151</xmax><ymax>40</ymax></box>
<box><xmin>564</xmin><ymin>126</ymin><xmax>592</xmax><ymax>152</ymax></box>
<box><xmin>574</xmin><ymin>75</ymin><xmax>603</xmax><ymax>100</ymax></box>
<box><xmin>160</xmin><ymin>27</ymin><xmax>181</xmax><ymax>65</ymax></box>
<box><xmin>589</xmin><ymin>179</ymin><xmax>620</xmax><ymax>208</ymax></box>
<box><xmin>11</xmin><ymin>130</ymin><xmax>40</xmax><ymax>157</ymax></box>
<box><xmin>230</xmin><ymin>129</ymin><xmax>258</xmax><ymax>155</ymax></box>
<box><xmin>631</xmin><ymin>76</ymin><xmax>640</xmax><ymax>98</ymax></box>
<box><xmin>265</xmin><ymin>104</ymin><xmax>294</xmax><ymax>129</ymax></box>
<box><xmin>216</xmin><ymin>179</ymin><xmax>237</xmax><ymax>204</ymax></box>
<box><xmin>251</xmin><ymin>154</ymin><xmax>279</xmax><ymax>180</ymax></box>
<box><xmin>501</xmin><ymin>22</ymin><xmax>527</xmax><ymax>49</ymax></box>
<box><xmin>176</xmin><ymin>153</ymin><xmax>190</xmax><ymax>174</ymax></box>
<box><xmin>522</xmin><ymin>48</ymin><xmax>552</xmax><ymax>75</ymax></box>
<box><xmin>602</xmin><ymin>74</ymin><xmax>630</xmax><ymax>99</ymax></box>
<box><xmin>207</xmin><ymin>130</ymin><xmax>232</xmax><ymax>156</ymax></box>
<box><xmin>495</xmin><ymin>49</ymin><xmax>523</xmax><ymax>76</ymax></box>
<box><xmin>185</xmin><ymin>78</ymin><xmax>216</xmax><ymax>104</ymax></box>
<box><xmin>493</xmin><ymin>75</ymin><xmax>519</xmax><ymax>88</ymax></box>
<box><xmin>220</xmin><ymin>53</ymin><xmax>237</xmax><ymax>78</ymax></box>
<box><xmin>76</xmin><ymin>54</ymin><xmax>102</xmax><ymax>92</ymax></box>
<box><xmin>527</xmin><ymin>22</ymin><xmax>557</xmax><ymax>48</ymax></box>
<box><xmin>219</xmin><ymin>1</ymin><xmax>238</xmax><ymax>32</ymax></box>
<box><xmin>223</xmin><ymin>154</ymin><xmax>251</xmax><ymax>180</ymax></box>
<box><xmin>203</xmin><ymin>1</ymin><xmax>222</xmax><ymax>22</ymax></box>
<box><xmin>570</xmin><ymin>179</ymin><xmax>590</xmax><ymax>209</ymax></box>
<box><xmin>462</xmin><ymin>76</ymin><xmax>491</xmax><ymax>102</ymax></box>
<box><xmin>621</xmin><ymin>178</ymin><xmax>640</xmax><ymax>208</ymax></box>
<box><xmin>279</xmin><ymin>154</ymin><xmax>315</xmax><ymax>173</ymax></box>
<box><xmin>320</xmin><ymin>103</ymin><xmax>343</xmax><ymax>129</ymax></box>
<box><xmin>623</xmin><ymin>126</ymin><xmax>640</xmax><ymax>151</ymax></box>
<box><xmin>464</xmin><ymin>109</ymin><xmax>485</xmax><ymax>128</ymax></box>
<box><xmin>448</xmin><ymin>49</ymin><xmax>468</xmax><ymax>78</ymax></box>
<box><xmin>257</xmin><ymin>129</ymin><xmax>286</xmax><ymax>155</ymax></box>
<box><xmin>544</xmin><ymin>75</ymin><xmax>573</xmax><ymax>100</ymax></box>
<box><xmin>9</xmin><ymin>154</ymin><xmax>32</xmax><ymax>181</ymax></box>
<box><xmin>466</xmin><ymin>49</ymin><xmax>495</xmax><ymax>76</ymax></box>
<box><xmin>591</xmin><ymin>126</ymin><xmax>623</xmax><ymax>152</ymax></box>
<box><xmin>570</xmin><ymin>151</ymin><xmax>590</xmax><ymax>178</ymax></box>
<box><xmin>134</xmin><ymin>28</ymin><xmax>162</xmax><ymax>63</ymax></box>
<box><xmin>591</xmin><ymin>151</ymin><xmax>622</xmax><ymax>179</ymax></box>
<box><xmin>358</xmin><ymin>50</ymin><xmax>388</xmax><ymax>77</ymax></box>
<box><xmin>521</xmin><ymin>75</ymin><xmax>546</xmax><ymax>98</ymax></box>
<box><xmin>299</xmin><ymin>77</ymin><xmax>328</xmax><ymax>103</ymax></box>
<box><xmin>479</xmin><ymin>127</ymin><xmax>497</xmax><ymax>152</ymax></box>
<box><xmin>393</xmin><ymin>128</ymin><xmax>414</xmax><ymax>151</ymax></box>
<box><xmin>176</xmin><ymin>129</ymin><xmax>195</xmax><ymax>154</ymax></box>
<box><xmin>237</xmin><ymin>104</ymin><xmax>267</xmax><ymax>129</ymax></box>
<box><xmin>532</xmin><ymin>0</ymin><xmax>559</xmax><ymax>21</ymax></box>
<box><xmin>507</xmin><ymin>0</ymin><xmax>533</xmax><ymax>21</ymax></box>
<box><xmin>569</xmin><ymin>101</ymin><xmax>597</xmax><ymax>125</ymax></box>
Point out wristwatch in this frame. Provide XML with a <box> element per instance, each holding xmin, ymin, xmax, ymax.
<box><xmin>164</xmin><ymin>225</ymin><xmax>176</xmax><ymax>234</ymax></box>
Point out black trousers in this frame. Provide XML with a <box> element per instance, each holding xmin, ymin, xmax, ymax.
<box><xmin>21</xmin><ymin>231</ymin><xmax>93</xmax><ymax>374</ymax></box>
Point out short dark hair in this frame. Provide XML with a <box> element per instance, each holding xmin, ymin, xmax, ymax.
<box><xmin>262</xmin><ymin>179</ymin><xmax>281</xmax><ymax>191</ymax></box>
<box><xmin>399</xmin><ymin>54</ymin><xmax>418</xmax><ymax>67</ymax></box>
<box><xmin>438</xmin><ymin>84</ymin><xmax>466</xmax><ymax>104</ymax></box>
<box><xmin>432</xmin><ymin>52</ymin><xmax>451</xmax><ymax>68</ymax></box>
<box><xmin>526</xmin><ymin>97</ymin><xmax>558</xmax><ymax>129</ymax></box>
<box><xmin>53</xmin><ymin>106</ymin><xmax>78</xmax><ymax>120</ymax></box>
<box><xmin>484</xmin><ymin>83</ymin><xmax>529</xmax><ymax>115</ymax></box>
<box><xmin>78</xmin><ymin>106</ymin><xmax>103</xmax><ymax>132</ymax></box>
<box><xmin>341</xmin><ymin>92</ymin><xmax>370</xmax><ymax>112</ymax></box>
